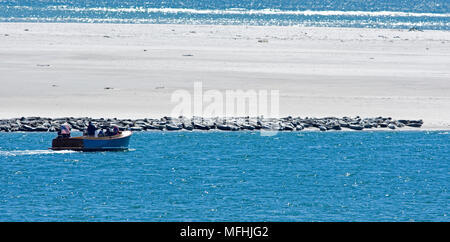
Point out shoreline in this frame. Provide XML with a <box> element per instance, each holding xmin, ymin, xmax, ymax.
<box><xmin>3</xmin><ymin>21</ymin><xmax>450</xmax><ymax>31</ymax></box>
<box><xmin>1</xmin><ymin>23</ymin><xmax>449</xmax><ymax>129</ymax></box>
<box><xmin>0</xmin><ymin>116</ymin><xmax>435</xmax><ymax>133</ymax></box>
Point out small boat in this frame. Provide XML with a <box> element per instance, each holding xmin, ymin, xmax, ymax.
<box><xmin>51</xmin><ymin>131</ymin><xmax>132</xmax><ymax>151</ymax></box>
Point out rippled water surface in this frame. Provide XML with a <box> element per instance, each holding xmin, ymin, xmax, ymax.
<box><xmin>0</xmin><ymin>0</ymin><xmax>449</xmax><ymax>29</ymax></box>
<box><xmin>0</xmin><ymin>131</ymin><xmax>448</xmax><ymax>221</ymax></box>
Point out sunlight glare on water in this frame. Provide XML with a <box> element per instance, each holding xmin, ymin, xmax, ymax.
<box><xmin>0</xmin><ymin>131</ymin><xmax>448</xmax><ymax>221</ymax></box>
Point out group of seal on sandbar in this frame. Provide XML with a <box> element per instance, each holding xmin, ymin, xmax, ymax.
<box><xmin>0</xmin><ymin>116</ymin><xmax>423</xmax><ymax>132</ymax></box>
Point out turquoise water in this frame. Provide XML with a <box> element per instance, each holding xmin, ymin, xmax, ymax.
<box><xmin>0</xmin><ymin>131</ymin><xmax>448</xmax><ymax>221</ymax></box>
<box><xmin>0</xmin><ymin>0</ymin><xmax>449</xmax><ymax>29</ymax></box>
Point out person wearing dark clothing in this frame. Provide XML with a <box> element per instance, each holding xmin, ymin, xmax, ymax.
<box><xmin>112</xmin><ymin>126</ymin><xmax>120</xmax><ymax>135</ymax></box>
<box><xmin>87</xmin><ymin>122</ymin><xmax>96</xmax><ymax>136</ymax></box>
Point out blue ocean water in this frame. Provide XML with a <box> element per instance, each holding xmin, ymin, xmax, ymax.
<box><xmin>0</xmin><ymin>0</ymin><xmax>449</xmax><ymax>30</ymax></box>
<box><xmin>0</xmin><ymin>131</ymin><xmax>448</xmax><ymax>221</ymax></box>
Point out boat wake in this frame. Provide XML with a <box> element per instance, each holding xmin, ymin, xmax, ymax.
<box><xmin>0</xmin><ymin>149</ymin><xmax>76</xmax><ymax>157</ymax></box>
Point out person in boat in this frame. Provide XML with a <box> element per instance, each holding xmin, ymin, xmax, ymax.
<box><xmin>98</xmin><ymin>129</ymin><xmax>105</xmax><ymax>137</ymax></box>
<box><xmin>87</xmin><ymin>121</ymin><xmax>97</xmax><ymax>136</ymax></box>
<box><xmin>105</xmin><ymin>126</ymin><xmax>120</xmax><ymax>136</ymax></box>
<box><xmin>112</xmin><ymin>126</ymin><xmax>121</xmax><ymax>135</ymax></box>
<box><xmin>58</xmin><ymin>123</ymin><xmax>71</xmax><ymax>138</ymax></box>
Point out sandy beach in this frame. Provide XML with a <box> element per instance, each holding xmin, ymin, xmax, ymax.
<box><xmin>0</xmin><ymin>23</ymin><xmax>449</xmax><ymax>129</ymax></box>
